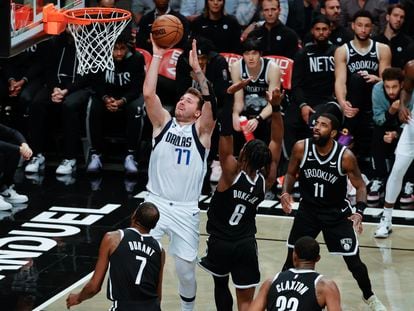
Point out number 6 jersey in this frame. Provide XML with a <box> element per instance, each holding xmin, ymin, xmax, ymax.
<box><xmin>206</xmin><ymin>170</ymin><xmax>265</xmax><ymax>240</ymax></box>
<box><xmin>147</xmin><ymin>118</ymin><xmax>209</xmax><ymax>202</ymax></box>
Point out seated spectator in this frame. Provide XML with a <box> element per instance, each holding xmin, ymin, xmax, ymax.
<box><xmin>225</xmin><ymin>0</ymin><xmax>261</xmax><ymax>27</ymax></box>
<box><xmin>369</xmin><ymin>67</ymin><xmax>414</xmax><ymax>204</ymax></box>
<box><xmin>303</xmin><ymin>0</ymin><xmax>353</xmax><ymax>46</ymax></box>
<box><xmin>247</xmin><ymin>0</ymin><xmax>299</xmax><ymax>59</ymax></box>
<box><xmin>373</xmin><ymin>4</ymin><xmax>413</xmax><ymax>69</ymax></box>
<box><xmin>334</xmin><ymin>10</ymin><xmax>391</xmax><ymax>155</ymax></box>
<box><xmin>24</xmin><ymin>31</ymin><xmax>92</xmax><ymax>175</ymax></box>
<box><xmin>340</xmin><ymin>0</ymin><xmax>387</xmax><ymax>36</ymax></box>
<box><xmin>230</xmin><ymin>38</ymin><xmax>281</xmax><ymax>150</ymax></box>
<box><xmin>86</xmin><ymin>33</ymin><xmax>146</xmax><ymax>175</ymax></box>
<box><xmin>284</xmin><ymin>15</ymin><xmax>341</xmax><ymax>157</ymax></box>
<box><xmin>0</xmin><ymin>123</ymin><xmax>32</xmax><ymax>210</ymax></box>
<box><xmin>175</xmin><ymin>36</ymin><xmax>231</xmax><ymax>182</ymax></box>
<box><xmin>180</xmin><ymin>0</ymin><xmax>204</xmax><ymax>22</ymax></box>
<box><xmin>1</xmin><ymin>41</ymin><xmax>48</xmax><ymax>134</ymax></box>
<box><xmin>286</xmin><ymin>0</ymin><xmax>320</xmax><ymax>42</ymax></box>
<box><xmin>136</xmin><ymin>0</ymin><xmax>189</xmax><ymax>53</ymax></box>
<box><xmin>190</xmin><ymin>0</ymin><xmax>242</xmax><ymax>53</ymax></box>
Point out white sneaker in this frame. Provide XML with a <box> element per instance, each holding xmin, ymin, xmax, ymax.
<box><xmin>124</xmin><ymin>155</ymin><xmax>138</xmax><ymax>175</ymax></box>
<box><xmin>0</xmin><ymin>196</ymin><xmax>12</xmax><ymax>211</ymax></box>
<box><xmin>1</xmin><ymin>185</ymin><xmax>28</xmax><ymax>204</ymax></box>
<box><xmin>210</xmin><ymin>160</ymin><xmax>222</xmax><ymax>182</ymax></box>
<box><xmin>374</xmin><ymin>216</ymin><xmax>392</xmax><ymax>238</ymax></box>
<box><xmin>364</xmin><ymin>295</ymin><xmax>386</xmax><ymax>311</ymax></box>
<box><xmin>25</xmin><ymin>154</ymin><xmax>45</xmax><ymax>173</ymax></box>
<box><xmin>87</xmin><ymin>154</ymin><xmax>102</xmax><ymax>173</ymax></box>
<box><xmin>56</xmin><ymin>159</ymin><xmax>77</xmax><ymax>175</ymax></box>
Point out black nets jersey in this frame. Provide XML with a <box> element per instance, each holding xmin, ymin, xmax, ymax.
<box><xmin>298</xmin><ymin>139</ymin><xmax>348</xmax><ymax>209</ymax></box>
<box><xmin>107</xmin><ymin>228</ymin><xmax>162</xmax><ymax>302</ymax></box>
<box><xmin>345</xmin><ymin>39</ymin><xmax>380</xmax><ymax>75</ymax></box>
<box><xmin>206</xmin><ymin>171</ymin><xmax>265</xmax><ymax>240</ymax></box>
<box><xmin>267</xmin><ymin>268</ymin><xmax>323</xmax><ymax>311</ymax></box>
<box><xmin>241</xmin><ymin>58</ymin><xmax>271</xmax><ymax>115</ymax></box>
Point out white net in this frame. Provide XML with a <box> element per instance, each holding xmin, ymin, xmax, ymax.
<box><xmin>66</xmin><ymin>9</ymin><xmax>131</xmax><ymax>75</ymax></box>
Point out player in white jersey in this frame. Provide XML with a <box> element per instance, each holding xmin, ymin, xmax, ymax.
<box><xmin>143</xmin><ymin>37</ymin><xmax>216</xmax><ymax>311</ymax></box>
<box><xmin>375</xmin><ymin>59</ymin><xmax>414</xmax><ymax>238</ymax></box>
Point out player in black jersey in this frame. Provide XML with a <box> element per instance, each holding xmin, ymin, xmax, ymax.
<box><xmin>199</xmin><ymin>87</ymin><xmax>284</xmax><ymax>311</ymax></box>
<box><xmin>280</xmin><ymin>113</ymin><xmax>386</xmax><ymax>311</ymax></box>
<box><xmin>66</xmin><ymin>202</ymin><xmax>165</xmax><ymax>311</ymax></box>
<box><xmin>249</xmin><ymin>236</ymin><xmax>341</xmax><ymax>311</ymax></box>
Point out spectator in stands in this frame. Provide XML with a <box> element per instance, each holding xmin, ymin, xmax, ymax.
<box><xmin>284</xmin><ymin>15</ymin><xmax>341</xmax><ymax>157</ymax></box>
<box><xmin>334</xmin><ymin>10</ymin><xmax>391</xmax><ymax>155</ymax></box>
<box><xmin>180</xmin><ymin>0</ymin><xmax>204</xmax><ymax>22</ymax></box>
<box><xmin>368</xmin><ymin>67</ymin><xmax>404</xmax><ymax>203</ymax></box>
<box><xmin>230</xmin><ymin>38</ymin><xmax>281</xmax><ymax>150</ymax></box>
<box><xmin>303</xmin><ymin>0</ymin><xmax>353</xmax><ymax>46</ymax></box>
<box><xmin>1</xmin><ymin>41</ymin><xmax>48</xmax><ymax>134</ymax></box>
<box><xmin>25</xmin><ymin>31</ymin><xmax>91</xmax><ymax>176</ymax></box>
<box><xmin>0</xmin><ymin>123</ymin><xmax>32</xmax><ymax>210</ymax></box>
<box><xmin>86</xmin><ymin>33</ymin><xmax>146</xmax><ymax>175</ymax></box>
<box><xmin>131</xmin><ymin>0</ymin><xmax>155</xmax><ymax>25</ymax></box>
<box><xmin>225</xmin><ymin>0</ymin><xmax>261</xmax><ymax>27</ymax></box>
<box><xmin>373</xmin><ymin>4</ymin><xmax>413</xmax><ymax>69</ymax></box>
<box><xmin>190</xmin><ymin>0</ymin><xmax>242</xmax><ymax>53</ymax></box>
<box><xmin>176</xmin><ymin>36</ymin><xmax>231</xmax><ymax>182</ymax></box>
<box><xmin>286</xmin><ymin>0</ymin><xmax>320</xmax><ymax>41</ymax></box>
<box><xmin>340</xmin><ymin>0</ymin><xmax>387</xmax><ymax>36</ymax></box>
<box><xmin>136</xmin><ymin>0</ymin><xmax>189</xmax><ymax>53</ymax></box>
<box><xmin>247</xmin><ymin>0</ymin><xmax>299</xmax><ymax>59</ymax></box>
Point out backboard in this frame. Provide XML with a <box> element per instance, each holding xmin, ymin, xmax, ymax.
<box><xmin>0</xmin><ymin>0</ymin><xmax>85</xmax><ymax>58</ymax></box>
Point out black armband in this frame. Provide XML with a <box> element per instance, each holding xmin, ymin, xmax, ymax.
<box><xmin>272</xmin><ymin>105</ymin><xmax>281</xmax><ymax>113</ymax></box>
<box><xmin>355</xmin><ymin>201</ymin><xmax>367</xmax><ymax>216</ymax></box>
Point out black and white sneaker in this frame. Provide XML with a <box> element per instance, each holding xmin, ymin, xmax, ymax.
<box><xmin>367</xmin><ymin>179</ymin><xmax>384</xmax><ymax>202</ymax></box>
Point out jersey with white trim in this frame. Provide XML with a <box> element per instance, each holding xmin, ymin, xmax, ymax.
<box><xmin>206</xmin><ymin>170</ymin><xmax>265</xmax><ymax>240</ymax></box>
<box><xmin>107</xmin><ymin>228</ymin><xmax>162</xmax><ymax>302</ymax></box>
<box><xmin>267</xmin><ymin>268</ymin><xmax>323</xmax><ymax>311</ymax></box>
<box><xmin>147</xmin><ymin>118</ymin><xmax>209</xmax><ymax>202</ymax></box>
<box><xmin>345</xmin><ymin>39</ymin><xmax>380</xmax><ymax>75</ymax></box>
<box><xmin>298</xmin><ymin>139</ymin><xmax>347</xmax><ymax>208</ymax></box>
<box><xmin>241</xmin><ymin>58</ymin><xmax>271</xmax><ymax>115</ymax></box>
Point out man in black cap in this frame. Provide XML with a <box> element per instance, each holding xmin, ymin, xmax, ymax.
<box><xmin>284</xmin><ymin>15</ymin><xmax>342</xmax><ymax>157</ymax></box>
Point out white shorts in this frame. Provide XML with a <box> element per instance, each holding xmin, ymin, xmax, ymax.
<box><xmin>395</xmin><ymin>118</ymin><xmax>414</xmax><ymax>157</ymax></box>
<box><xmin>145</xmin><ymin>192</ymin><xmax>200</xmax><ymax>261</ymax></box>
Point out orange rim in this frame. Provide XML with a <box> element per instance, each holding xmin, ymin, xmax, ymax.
<box><xmin>63</xmin><ymin>7</ymin><xmax>131</xmax><ymax>25</ymax></box>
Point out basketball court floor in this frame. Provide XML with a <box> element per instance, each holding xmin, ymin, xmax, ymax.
<box><xmin>1</xmin><ymin>164</ymin><xmax>414</xmax><ymax>311</ymax></box>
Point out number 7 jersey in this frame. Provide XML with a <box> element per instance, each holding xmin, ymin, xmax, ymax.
<box><xmin>147</xmin><ymin>118</ymin><xmax>209</xmax><ymax>202</ymax></box>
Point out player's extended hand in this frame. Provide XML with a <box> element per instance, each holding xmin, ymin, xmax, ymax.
<box><xmin>399</xmin><ymin>104</ymin><xmax>411</xmax><ymax>123</ymax></box>
<box><xmin>66</xmin><ymin>293</ymin><xmax>81</xmax><ymax>309</ymax></box>
<box><xmin>266</xmin><ymin>87</ymin><xmax>284</xmax><ymax>107</ymax></box>
<box><xmin>150</xmin><ymin>34</ymin><xmax>167</xmax><ymax>57</ymax></box>
<box><xmin>189</xmin><ymin>39</ymin><xmax>202</xmax><ymax>74</ymax></box>
<box><xmin>348</xmin><ymin>213</ymin><xmax>363</xmax><ymax>234</ymax></box>
<box><xmin>227</xmin><ymin>77</ymin><xmax>252</xmax><ymax>94</ymax></box>
<box><xmin>280</xmin><ymin>192</ymin><xmax>293</xmax><ymax>214</ymax></box>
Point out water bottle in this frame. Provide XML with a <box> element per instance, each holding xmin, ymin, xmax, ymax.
<box><xmin>240</xmin><ymin>116</ymin><xmax>255</xmax><ymax>142</ymax></box>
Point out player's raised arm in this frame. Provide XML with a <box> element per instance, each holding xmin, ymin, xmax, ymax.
<box><xmin>143</xmin><ymin>35</ymin><xmax>172</xmax><ymax>132</ymax></box>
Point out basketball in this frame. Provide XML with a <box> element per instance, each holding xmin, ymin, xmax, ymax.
<box><xmin>151</xmin><ymin>15</ymin><xmax>184</xmax><ymax>48</ymax></box>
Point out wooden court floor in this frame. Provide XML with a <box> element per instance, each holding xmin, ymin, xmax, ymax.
<box><xmin>43</xmin><ymin>213</ymin><xmax>414</xmax><ymax>311</ymax></box>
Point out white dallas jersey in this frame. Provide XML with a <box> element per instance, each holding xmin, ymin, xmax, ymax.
<box><xmin>147</xmin><ymin>118</ymin><xmax>209</xmax><ymax>202</ymax></box>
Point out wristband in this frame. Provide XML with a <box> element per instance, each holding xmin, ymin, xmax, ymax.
<box><xmin>299</xmin><ymin>103</ymin><xmax>308</xmax><ymax>109</ymax></box>
<box><xmin>255</xmin><ymin>115</ymin><xmax>264</xmax><ymax>123</ymax></box>
<box><xmin>355</xmin><ymin>201</ymin><xmax>367</xmax><ymax>216</ymax></box>
<box><xmin>202</xmin><ymin>95</ymin><xmax>212</xmax><ymax>102</ymax></box>
<box><xmin>153</xmin><ymin>54</ymin><xmax>163</xmax><ymax>59</ymax></box>
<box><xmin>272</xmin><ymin>105</ymin><xmax>281</xmax><ymax>113</ymax></box>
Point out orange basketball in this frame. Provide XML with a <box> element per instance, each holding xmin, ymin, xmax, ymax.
<box><xmin>151</xmin><ymin>14</ymin><xmax>184</xmax><ymax>48</ymax></box>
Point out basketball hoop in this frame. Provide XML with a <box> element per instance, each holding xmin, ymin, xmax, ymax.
<box><xmin>43</xmin><ymin>5</ymin><xmax>131</xmax><ymax>75</ymax></box>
